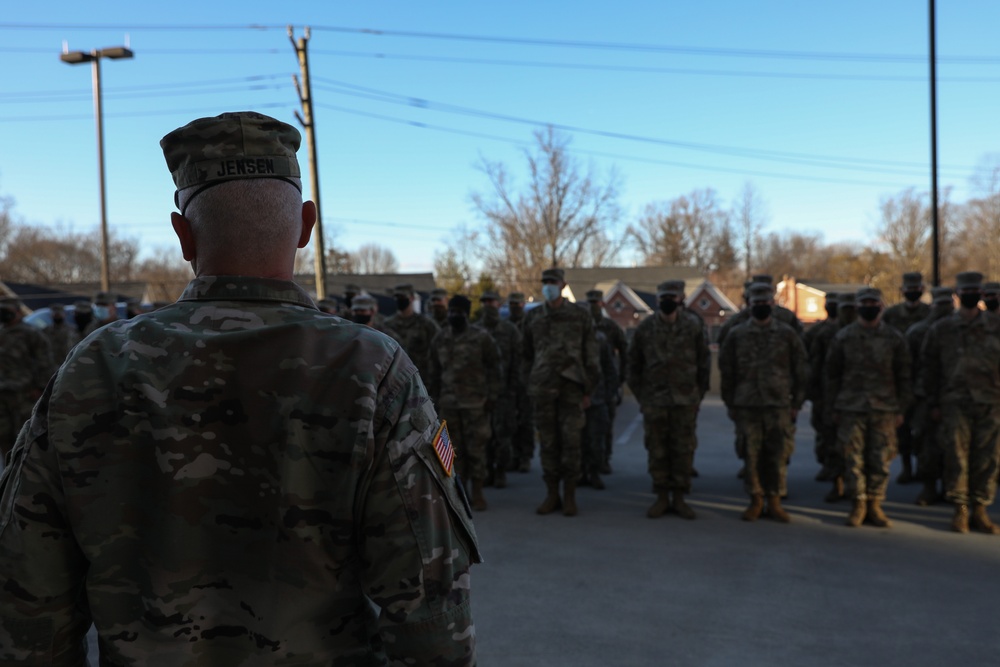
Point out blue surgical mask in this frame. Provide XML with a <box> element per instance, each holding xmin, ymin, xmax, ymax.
<box><xmin>93</xmin><ymin>305</ymin><xmax>110</xmax><ymax>321</ymax></box>
<box><xmin>541</xmin><ymin>284</ymin><xmax>561</xmax><ymax>302</ymax></box>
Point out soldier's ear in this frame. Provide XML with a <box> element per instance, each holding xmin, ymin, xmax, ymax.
<box><xmin>171</xmin><ymin>212</ymin><xmax>196</xmax><ymax>262</ymax></box>
<box><xmin>298</xmin><ymin>201</ymin><xmax>317</xmax><ymax>249</ymax></box>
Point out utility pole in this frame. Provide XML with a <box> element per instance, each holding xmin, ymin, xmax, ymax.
<box><xmin>929</xmin><ymin>0</ymin><xmax>940</xmax><ymax>287</ymax></box>
<box><xmin>289</xmin><ymin>25</ymin><xmax>327</xmax><ymax>299</ymax></box>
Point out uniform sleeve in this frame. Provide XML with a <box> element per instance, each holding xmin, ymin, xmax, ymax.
<box><xmin>823</xmin><ymin>334</ymin><xmax>844</xmax><ymax>417</ymax></box>
<box><xmin>920</xmin><ymin>326</ymin><xmax>941</xmax><ymax>409</ymax></box>
<box><xmin>695</xmin><ymin>323</ymin><xmax>711</xmax><ymax>399</ymax></box>
<box><xmin>582</xmin><ymin>315</ymin><xmax>600</xmax><ymax>396</ymax></box>
<box><xmin>790</xmin><ymin>332</ymin><xmax>808</xmax><ymax>409</ymax></box>
<box><xmin>0</xmin><ymin>382</ymin><xmax>91</xmax><ymax>666</ymax></box>
<box><xmin>719</xmin><ymin>333</ymin><xmax>735</xmax><ymax>408</ymax></box>
<box><xmin>428</xmin><ymin>334</ymin><xmax>442</xmax><ymax>403</ymax></box>
<box><xmin>611</xmin><ymin>324</ymin><xmax>628</xmax><ymax>386</ymax></box>
<box><xmin>626</xmin><ymin>327</ymin><xmax>644</xmax><ymax>405</ymax></box>
<box><xmin>484</xmin><ymin>336</ymin><xmax>502</xmax><ymax>403</ymax></box>
<box><xmin>893</xmin><ymin>332</ymin><xmax>913</xmax><ymax>413</ymax></box>
<box><xmin>359</xmin><ymin>353</ymin><xmax>480</xmax><ymax>665</ymax></box>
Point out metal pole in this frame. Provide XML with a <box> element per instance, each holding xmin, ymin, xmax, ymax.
<box><xmin>92</xmin><ymin>51</ymin><xmax>111</xmax><ymax>293</ymax></box>
<box><xmin>929</xmin><ymin>0</ymin><xmax>940</xmax><ymax>287</ymax></box>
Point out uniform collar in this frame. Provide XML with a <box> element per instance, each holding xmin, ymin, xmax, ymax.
<box><xmin>177</xmin><ymin>276</ymin><xmax>318</xmax><ymax>309</ymax></box>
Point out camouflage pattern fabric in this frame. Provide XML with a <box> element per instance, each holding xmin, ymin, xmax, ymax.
<box><xmin>717</xmin><ymin>303</ymin><xmax>803</xmax><ymax>349</ymax></box>
<box><xmin>882</xmin><ymin>300</ymin><xmax>931</xmax><ymax>335</ymax></box>
<box><xmin>532</xmin><ymin>384</ymin><xmax>586</xmax><ymax>480</ymax></box>
<box><xmin>627</xmin><ymin>311</ymin><xmax>710</xmax><ymax>410</ymax></box>
<box><xmin>0</xmin><ymin>322</ymin><xmax>54</xmax><ymax>458</ymax></box>
<box><xmin>732</xmin><ymin>407</ymin><xmax>792</xmax><ymax>497</ymax></box>
<box><xmin>583</xmin><ymin>402</ymin><xmax>610</xmax><ymax>479</ymax></box>
<box><xmin>719</xmin><ymin>319</ymin><xmax>807</xmax><ymax>410</ymax></box>
<box><xmin>594</xmin><ymin>314</ymin><xmax>627</xmax><ymax>466</ymax></box>
<box><xmin>42</xmin><ymin>322</ymin><xmax>80</xmax><ymax>365</ymax></box>
<box><xmin>838</xmin><ymin>412</ymin><xmax>900</xmax><ymax>501</ymax></box>
<box><xmin>0</xmin><ymin>276</ymin><xmax>480</xmax><ymax>666</ymax></box>
<box><xmin>906</xmin><ymin>307</ymin><xmax>952</xmax><ymax>482</ymax></box>
<box><xmin>939</xmin><ymin>403</ymin><xmax>1000</xmax><ymax>506</ymax></box>
<box><xmin>478</xmin><ymin>309</ymin><xmax>523</xmax><ymax>475</ymax></box>
<box><xmin>824</xmin><ymin>321</ymin><xmax>912</xmax><ymax>417</ymax></box>
<box><xmin>385</xmin><ymin>311</ymin><xmax>440</xmax><ymax>382</ymax></box>
<box><xmin>643</xmin><ymin>407</ymin><xmax>699</xmax><ymax>493</ymax></box>
<box><xmin>439</xmin><ymin>405</ymin><xmax>493</xmax><ymax>483</ymax></box>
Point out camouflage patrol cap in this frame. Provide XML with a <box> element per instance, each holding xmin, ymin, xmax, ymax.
<box><xmin>901</xmin><ymin>272</ymin><xmax>923</xmax><ymax>288</ymax></box>
<box><xmin>479</xmin><ymin>290</ymin><xmax>501</xmax><ymax>302</ymax></box>
<box><xmin>747</xmin><ymin>282</ymin><xmax>774</xmax><ymax>302</ymax></box>
<box><xmin>74</xmin><ymin>300</ymin><xmax>92</xmax><ymax>315</ymax></box>
<box><xmin>448</xmin><ymin>295</ymin><xmax>472</xmax><ymax>315</ymax></box>
<box><xmin>585</xmin><ymin>290</ymin><xmax>603</xmax><ymax>302</ymax></box>
<box><xmin>838</xmin><ymin>292</ymin><xmax>856</xmax><ymax>307</ymax></box>
<box><xmin>656</xmin><ymin>281</ymin><xmax>683</xmax><ymax>298</ymax></box>
<box><xmin>430</xmin><ymin>288</ymin><xmax>448</xmax><ymax>302</ymax></box>
<box><xmin>393</xmin><ymin>283</ymin><xmax>414</xmax><ymax>296</ymax></box>
<box><xmin>541</xmin><ymin>267</ymin><xmax>565</xmax><ymax>282</ymax></box>
<box><xmin>161</xmin><ymin>111</ymin><xmax>302</xmax><ymax>210</ymax></box>
<box><xmin>316</xmin><ymin>297</ymin><xmax>338</xmax><ymax>312</ymax></box>
<box><xmin>508</xmin><ymin>292</ymin><xmax>526</xmax><ymax>304</ymax></box>
<box><xmin>93</xmin><ymin>292</ymin><xmax>114</xmax><ymax>305</ymax></box>
<box><xmin>983</xmin><ymin>282</ymin><xmax>1000</xmax><ymax>296</ymax></box>
<box><xmin>344</xmin><ymin>283</ymin><xmax>361</xmax><ymax>295</ymax></box>
<box><xmin>856</xmin><ymin>287</ymin><xmax>883</xmax><ymax>303</ymax></box>
<box><xmin>50</xmin><ymin>302</ymin><xmax>66</xmax><ymax>312</ymax></box>
<box><xmin>350</xmin><ymin>295</ymin><xmax>376</xmax><ymax>310</ymax></box>
<box><xmin>931</xmin><ymin>286</ymin><xmax>954</xmax><ymax>304</ymax></box>
<box><xmin>956</xmin><ymin>271</ymin><xmax>984</xmax><ymax>290</ymax></box>
<box><xmin>751</xmin><ymin>274</ymin><xmax>774</xmax><ymax>285</ymax></box>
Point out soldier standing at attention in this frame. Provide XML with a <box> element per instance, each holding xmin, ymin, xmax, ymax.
<box><xmin>0</xmin><ymin>111</ymin><xmax>480</xmax><ymax>663</ymax></box>
<box><xmin>881</xmin><ymin>271</ymin><xmax>930</xmax><ymax>484</ymax></box>
<box><xmin>0</xmin><ymin>298</ymin><xmax>54</xmax><ymax>460</ymax></box>
<box><xmin>506</xmin><ymin>291</ymin><xmax>534</xmax><ymax>471</ymax></box>
<box><xmin>477</xmin><ymin>290</ymin><xmax>522</xmax><ymax>489</ymax></box>
<box><xmin>43</xmin><ymin>303</ymin><xmax>80</xmax><ymax>364</ymax></box>
<box><xmin>818</xmin><ymin>292</ymin><xmax>859</xmax><ymax>503</ymax></box>
<box><xmin>316</xmin><ymin>297</ymin><xmax>339</xmax><ymax>315</ymax></box>
<box><xmin>983</xmin><ymin>281</ymin><xmax>1000</xmax><ymax>314</ymax></box>
<box><xmin>585</xmin><ymin>289</ymin><xmax>627</xmax><ymax>474</ymax></box>
<box><xmin>350</xmin><ymin>295</ymin><xmax>403</xmax><ymax>344</ymax></box>
<box><xmin>921</xmin><ymin>271</ymin><xmax>1000</xmax><ymax>534</ymax></box>
<box><xmin>581</xmin><ymin>328</ymin><xmax>617</xmax><ymax>490</ymax></box>
<box><xmin>908</xmin><ymin>286</ymin><xmax>955</xmax><ymax>506</ymax></box>
<box><xmin>523</xmin><ymin>268</ymin><xmax>600</xmax><ymax>517</ymax></box>
<box><xmin>429</xmin><ymin>295</ymin><xmax>501</xmax><ymax>511</ymax></box>
<box><xmin>628</xmin><ymin>281</ymin><xmax>710</xmax><ymax>520</ymax></box>
<box><xmin>720</xmin><ymin>283</ymin><xmax>807</xmax><ymax>523</ymax></box>
<box><xmin>428</xmin><ymin>288</ymin><xmax>449</xmax><ymax>328</ymax></box>
<box><xmin>342</xmin><ymin>282</ymin><xmax>360</xmax><ymax>310</ymax></box>
<box><xmin>507</xmin><ymin>291</ymin><xmax>527</xmax><ymax>328</ymax></box>
<box><xmin>825</xmin><ymin>288</ymin><xmax>911</xmax><ymax>528</ymax></box>
<box><xmin>806</xmin><ymin>292</ymin><xmax>838</xmax><ymax>480</ymax></box>
<box><xmin>71</xmin><ymin>299</ymin><xmax>93</xmax><ymax>337</ymax></box>
<box><xmin>385</xmin><ymin>283</ymin><xmax>440</xmax><ymax>381</ymax></box>
<box><xmin>83</xmin><ymin>291</ymin><xmax>119</xmax><ymax>336</ymax></box>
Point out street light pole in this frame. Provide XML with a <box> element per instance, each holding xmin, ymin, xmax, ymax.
<box><xmin>61</xmin><ymin>45</ymin><xmax>133</xmax><ymax>294</ymax></box>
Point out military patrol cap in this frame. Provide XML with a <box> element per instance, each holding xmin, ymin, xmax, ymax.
<box><xmin>393</xmin><ymin>283</ymin><xmax>414</xmax><ymax>296</ymax></box>
<box><xmin>161</xmin><ymin>111</ymin><xmax>302</xmax><ymax>210</ymax></box>
<box><xmin>931</xmin><ymin>286</ymin><xmax>954</xmax><ymax>304</ymax></box>
<box><xmin>585</xmin><ymin>290</ymin><xmax>603</xmax><ymax>302</ymax></box>
<box><xmin>825</xmin><ymin>292</ymin><xmax>839</xmax><ymax>303</ymax></box>
<box><xmin>430</xmin><ymin>288</ymin><xmax>448</xmax><ymax>302</ymax></box>
<box><xmin>448</xmin><ymin>295</ymin><xmax>472</xmax><ymax>315</ymax></box>
<box><xmin>316</xmin><ymin>297</ymin><xmax>338</xmax><ymax>311</ymax></box>
<box><xmin>74</xmin><ymin>300</ymin><xmax>93</xmax><ymax>315</ymax></box>
<box><xmin>480</xmin><ymin>290</ymin><xmax>501</xmax><ymax>302</ymax></box>
<box><xmin>901</xmin><ymin>272</ymin><xmax>923</xmax><ymax>288</ymax></box>
<box><xmin>747</xmin><ymin>282</ymin><xmax>774</xmax><ymax>302</ymax></box>
<box><xmin>956</xmin><ymin>271</ymin><xmax>984</xmax><ymax>290</ymax></box>
<box><xmin>93</xmin><ymin>292</ymin><xmax>114</xmax><ymax>306</ymax></box>
<box><xmin>50</xmin><ymin>303</ymin><xmax>66</xmax><ymax>312</ymax></box>
<box><xmin>838</xmin><ymin>292</ymin><xmax>856</xmax><ymax>307</ymax></box>
<box><xmin>983</xmin><ymin>282</ymin><xmax>1000</xmax><ymax>296</ymax></box>
<box><xmin>856</xmin><ymin>287</ymin><xmax>883</xmax><ymax>303</ymax></box>
<box><xmin>541</xmin><ymin>267</ymin><xmax>565</xmax><ymax>282</ymax></box>
<box><xmin>350</xmin><ymin>295</ymin><xmax>376</xmax><ymax>310</ymax></box>
<box><xmin>751</xmin><ymin>274</ymin><xmax>774</xmax><ymax>285</ymax></box>
<box><xmin>656</xmin><ymin>281</ymin><xmax>683</xmax><ymax>297</ymax></box>
<box><xmin>344</xmin><ymin>283</ymin><xmax>361</xmax><ymax>295</ymax></box>
<box><xmin>508</xmin><ymin>292</ymin><xmax>526</xmax><ymax>304</ymax></box>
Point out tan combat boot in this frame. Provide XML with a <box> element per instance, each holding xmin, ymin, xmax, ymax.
<box><xmin>824</xmin><ymin>476</ymin><xmax>844</xmax><ymax>503</ymax></box>
<box><xmin>970</xmin><ymin>504</ymin><xmax>1000</xmax><ymax>535</ymax></box>
<box><xmin>767</xmin><ymin>495</ymin><xmax>791</xmax><ymax>523</ymax></box>
<box><xmin>742</xmin><ymin>495</ymin><xmax>764</xmax><ymax>522</ymax></box>
<box><xmin>951</xmin><ymin>504</ymin><xmax>970</xmax><ymax>533</ymax></box>
<box><xmin>536</xmin><ymin>477</ymin><xmax>562</xmax><ymax>515</ymax></box>
<box><xmin>672</xmin><ymin>492</ymin><xmax>696</xmax><ymax>520</ymax></box>
<box><xmin>647</xmin><ymin>491</ymin><xmax>671</xmax><ymax>518</ymax></box>
<box><xmin>562</xmin><ymin>479</ymin><xmax>578</xmax><ymax>517</ymax></box>
<box><xmin>845</xmin><ymin>500</ymin><xmax>866</xmax><ymax>527</ymax></box>
<box><xmin>866</xmin><ymin>499</ymin><xmax>891</xmax><ymax>528</ymax></box>
<box><xmin>471</xmin><ymin>480</ymin><xmax>488</xmax><ymax>511</ymax></box>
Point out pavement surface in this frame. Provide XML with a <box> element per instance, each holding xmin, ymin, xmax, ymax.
<box><xmin>58</xmin><ymin>395</ymin><xmax>1000</xmax><ymax>665</ymax></box>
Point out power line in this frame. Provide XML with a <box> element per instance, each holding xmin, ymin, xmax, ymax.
<box><xmin>0</xmin><ymin>74</ymin><xmax>289</xmax><ymax>100</ymax></box>
<box><xmin>0</xmin><ymin>102</ymin><xmax>291</xmax><ymax>123</ymax></box>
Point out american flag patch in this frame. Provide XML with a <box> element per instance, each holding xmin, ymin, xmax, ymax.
<box><xmin>432</xmin><ymin>421</ymin><xmax>455</xmax><ymax>476</ymax></box>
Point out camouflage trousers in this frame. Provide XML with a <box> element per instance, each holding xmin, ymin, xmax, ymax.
<box><xmin>810</xmin><ymin>398</ymin><xmax>827</xmax><ymax>464</ymax></box>
<box><xmin>940</xmin><ymin>402</ymin><xmax>1000</xmax><ymax>506</ymax></box>
<box><xmin>0</xmin><ymin>391</ymin><xmax>32</xmax><ymax>460</ymax></box>
<box><xmin>439</xmin><ymin>405</ymin><xmax>493</xmax><ymax>483</ymax></box>
<box><xmin>604</xmin><ymin>393</ymin><xmax>619</xmax><ymax>465</ymax></box>
<box><xmin>487</xmin><ymin>394</ymin><xmax>516</xmax><ymax>475</ymax></box>
<box><xmin>583</xmin><ymin>403</ymin><xmax>609</xmax><ymax>475</ymax></box>
<box><xmin>837</xmin><ymin>411</ymin><xmax>898</xmax><ymax>501</ymax></box>
<box><xmin>642</xmin><ymin>406</ymin><xmax>698</xmax><ymax>493</ymax></box>
<box><xmin>514</xmin><ymin>387</ymin><xmax>535</xmax><ymax>466</ymax></box>
<box><xmin>733</xmin><ymin>407</ymin><xmax>791</xmax><ymax>498</ymax></box>
<box><xmin>532</xmin><ymin>384</ymin><xmax>586</xmax><ymax>480</ymax></box>
<box><xmin>911</xmin><ymin>399</ymin><xmax>944</xmax><ymax>483</ymax></box>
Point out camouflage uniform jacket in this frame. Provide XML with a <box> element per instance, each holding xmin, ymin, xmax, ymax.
<box><xmin>824</xmin><ymin>321</ymin><xmax>912</xmax><ymax>414</ymax></box>
<box><xmin>429</xmin><ymin>325</ymin><xmax>502</xmax><ymax>410</ymax></box>
<box><xmin>522</xmin><ymin>300</ymin><xmax>600</xmax><ymax>398</ymax></box>
<box><xmin>0</xmin><ymin>322</ymin><xmax>54</xmax><ymax>393</ymax></box>
<box><xmin>384</xmin><ymin>311</ymin><xmax>440</xmax><ymax>381</ymax></box>
<box><xmin>478</xmin><ymin>312</ymin><xmax>523</xmax><ymax>395</ymax></box>
<box><xmin>591</xmin><ymin>330</ymin><xmax>617</xmax><ymax>407</ymax></box>
<box><xmin>594</xmin><ymin>316</ymin><xmax>627</xmax><ymax>385</ymax></box>
<box><xmin>43</xmin><ymin>322</ymin><xmax>80</xmax><ymax>364</ymax></box>
<box><xmin>805</xmin><ymin>318</ymin><xmax>838</xmax><ymax>400</ymax></box>
<box><xmin>905</xmin><ymin>308</ymin><xmax>951</xmax><ymax>398</ymax></box>
<box><xmin>0</xmin><ymin>276</ymin><xmax>481</xmax><ymax>666</ymax></box>
<box><xmin>627</xmin><ymin>312</ymin><xmax>710</xmax><ymax>409</ymax></box>
<box><xmin>920</xmin><ymin>310</ymin><xmax>1000</xmax><ymax>407</ymax></box>
<box><xmin>882</xmin><ymin>301</ymin><xmax>931</xmax><ymax>335</ymax></box>
<box><xmin>719</xmin><ymin>318</ymin><xmax>808</xmax><ymax>409</ymax></box>
<box><xmin>717</xmin><ymin>304</ymin><xmax>802</xmax><ymax>350</ymax></box>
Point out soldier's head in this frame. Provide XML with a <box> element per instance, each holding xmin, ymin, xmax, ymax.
<box><xmin>955</xmin><ymin>271</ymin><xmax>984</xmax><ymax>311</ymax></box>
<box><xmin>73</xmin><ymin>300</ymin><xmax>93</xmax><ymax>329</ymax></box>
<box><xmin>855</xmin><ymin>287</ymin><xmax>883</xmax><ymax>326</ymax></box>
<box><xmin>92</xmin><ymin>292</ymin><xmax>118</xmax><ymax>324</ymax></box>
<box><xmin>748</xmin><ymin>283</ymin><xmax>774</xmax><ymax>323</ymax></box>
<box><xmin>585</xmin><ymin>289</ymin><xmax>604</xmax><ymax>320</ymax></box>
<box><xmin>125</xmin><ymin>297</ymin><xmax>143</xmax><ymax>319</ymax></box>
<box><xmin>49</xmin><ymin>302</ymin><xmax>66</xmax><ymax>325</ymax></box>
<box><xmin>479</xmin><ymin>290</ymin><xmax>501</xmax><ymax>319</ymax></box>
<box><xmin>430</xmin><ymin>288</ymin><xmax>449</xmax><ymax>319</ymax></box>
<box><xmin>507</xmin><ymin>292</ymin><xmax>525</xmax><ymax>319</ymax></box>
<box><xmin>317</xmin><ymin>297</ymin><xmax>339</xmax><ymax>315</ymax></box>
<box><xmin>983</xmin><ymin>282</ymin><xmax>1000</xmax><ymax>313</ymax></box>
<box><xmin>656</xmin><ymin>281</ymin><xmax>683</xmax><ymax>317</ymax></box>
<box><xmin>541</xmin><ymin>268</ymin><xmax>565</xmax><ymax>303</ymax></box>
<box><xmin>824</xmin><ymin>292</ymin><xmax>839</xmax><ymax>319</ymax></box>
<box><xmin>0</xmin><ymin>298</ymin><xmax>21</xmax><ymax>326</ymax></box>
<box><xmin>161</xmin><ymin>111</ymin><xmax>315</xmax><ymax>280</ymax></box>
<box><xmin>393</xmin><ymin>284</ymin><xmax>415</xmax><ymax>315</ymax></box>
<box><xmin>838</xmin><ymin>292</ymin><xmax>857</xmax><ymax>326</ymax></box>
<box><xmin>350</xmin><ymin>295</ymin><xmax>376</xmax><ymax>326</ymax></box>
<box><xmin>343</xmin><ymin>283</ymin><xmax>361</xmax><ymax>309</ymax></box>
<box><xmin>930</xmin><ymin>286</ymin><xmax>955</xmax><ymax>319</ymax></box>
<box><xmin>448</xmin><ymin>295</ymin><xmax>471</xmax><ymax>332</ymax></box>
<box><xmin>900</xmin><ymin>272</ymin><xmax>924</xmax><ymax>304</ymax></box>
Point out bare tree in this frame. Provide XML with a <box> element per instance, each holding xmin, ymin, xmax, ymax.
<box><xmin>0</xmin><ymin>223</ymin><xmax>139</xmax><ymax>284</ymax></box>
<box><xmin>956</xmin><ymin>155</ymin><xmax>1000</xmax><ymax>277</ymax></box>
<box><xmin>470</xmin><ymin>126</ymin><xmax>622</xmax><ymax>295</ymax></box>
<box><xmin>628</xmin><ymin>188</ymin><xmax>729</xmax><ymax>273</ymax></box>
<box><xmin>733</xmin><ymin>182</ymin><xmax>768</xmax><ymax>281</ymax></box>
<box><xmin>433</xmin><ymin>247</ymin><xmax>471</xmax><ymax>295</ymax></box>
<box><xmin>350</xmin><ymin>243</ymin><xmax>399</xmax><ymax>274</ymax></box>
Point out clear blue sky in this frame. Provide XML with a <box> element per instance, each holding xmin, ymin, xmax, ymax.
<box><xmin>1</xmin><ymin>1</ymin><xmax>998</xmax><ymax>274</ymax></box>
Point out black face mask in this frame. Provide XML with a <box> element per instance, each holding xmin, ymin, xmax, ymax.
<box><xmin>985</xmin><ymin>298</ymin><xmax>999</xmax><ymax>312</ymax></box>
<box><xmin>959</xmin><ymin>293</ymin><xmax>982</xmax><ymax>310</ymax></box>
<box><xmin>826</xmin><ymin>304</ymin><xmax>838</xmax><ymax>319</ymax></box>
<box><xmin>904</xmin><ymin>290</ymin><xmax>923</xmax><ymax>303</ymax></box>
<box><xmin>432</xmin><ymin>304</ymin><xmax>447</xmax><ymax>317</ymax></box>
<box><xmin>659</xmin><ymin>298</ymin><xmax>679</xmax><ymax>315</ymax></box>
<box><xmin>448</xmin><ymin>314</ymin><xmax>468</xmax><ymax>332</ymax></box>
<box><xmin>344</xmin><ymin>295</ymin><xmax>355</xmax><ymax>309</ymax></box>
<box><xmin>0</xmin><ymin>310</ymin><xmax>14</xmax><ymax>324</ymax></box>
<box><xmin>353</xmin><ymin>313</ymin><xmax>372</xmax><ymax>325</ymax></box>
<box><xmin>508</xmin><ymin>305</ymin><xmax>523</xmax><ymax>319</ymax></box>
<box><xmin>394</xmin><ymin>296</ymin><xmax>411</xmax><ymax>312</ymax></box>
<box><xmin>857</xmin><ymin>305</ymin><xmax>881</xmax><ymax>322</ymax></box>
<box><xmin>751</xmin><ymin>304</ymin><xmax>772</xmax><ymax>321</ymax></box>
<box><xmin>590</xmin><ymin>304</ymin><xmax>602</xmax><ymax>320</ymax></box>
<box><xmin>52</xmin><ymin>316</ymin><xmax>64</xmax><ymax>325</ymax></box>
<box><xmin>75</xmin><ymin>313</ymin><xmax>93</xmax><ymax>329</ymax></box>
<box><xmin>481</xmin><ymin>304</ymin><xmax>499</xmax><ymax>321</ymax></box>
